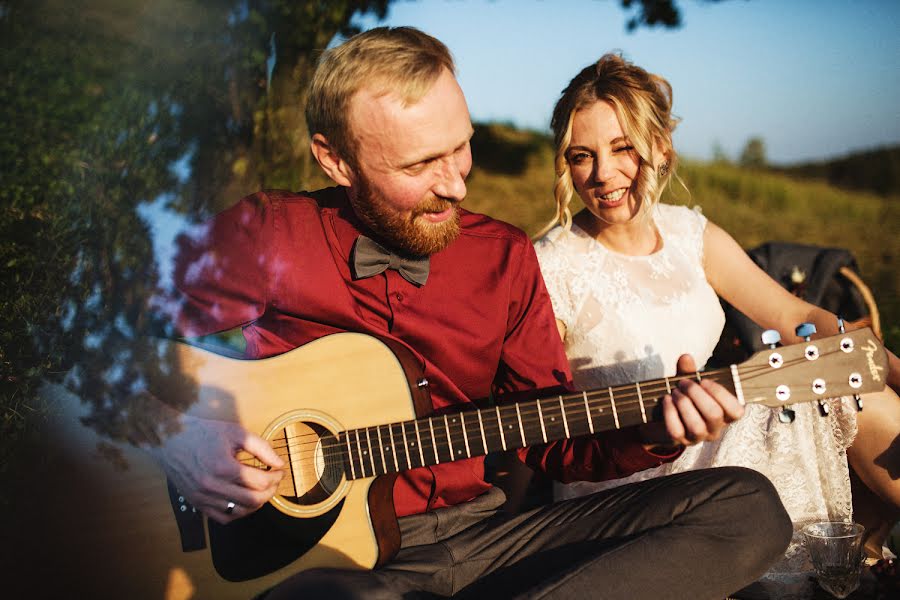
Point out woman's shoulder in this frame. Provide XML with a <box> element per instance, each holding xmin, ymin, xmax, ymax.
<box><xmin>533</xmin><ymin>224</ymin><xmax>584</xmax><ymax>257</ymax></box>
<box><xmin>656</xmin><ymin>202</ymin><xmax>708</xmax><ymax>236</ymax></box>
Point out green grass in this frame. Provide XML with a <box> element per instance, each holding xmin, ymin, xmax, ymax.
<box><xmin>463</xmin><ymin>128</ymin><xmax>900</xmax><ymax>353</ymax></box>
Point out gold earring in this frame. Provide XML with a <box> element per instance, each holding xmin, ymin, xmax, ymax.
<box><xmin>658</xmin><ymin>162</ymin><xmax>669</xmax><ymax>177</ymax></box>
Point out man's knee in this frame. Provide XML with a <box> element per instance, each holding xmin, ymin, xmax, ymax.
<box><xmin>716</xmin><ymin>467</ymin><xmax>793</xmax><ymax>568</ymax></box>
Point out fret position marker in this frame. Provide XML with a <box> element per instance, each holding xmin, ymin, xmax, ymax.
<box><xmin>364</xmin><ymin>428</ymin><xmax>377</xmax><ymax>475</ymax></box>
<box><xmin>444</xmin><ymin>414</ymin><xmax>456</xmax><ymax>458</ymax></box>
<box><xmin>354</xmin><ymin>430</ymin><xmax>366</xmax><ymax>477</ymax></box>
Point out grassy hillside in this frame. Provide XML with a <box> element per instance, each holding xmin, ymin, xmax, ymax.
<box><xmin>463</xmin><ymin>124</ymin><xmax>900</xmax><ymax>352</ymax></box>
<box><xmin>776</xmin><ymin>145</ymin><xmax>900</xmax><ymax>197</ymax></box>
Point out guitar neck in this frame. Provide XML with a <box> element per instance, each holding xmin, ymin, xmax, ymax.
<box><xmin>337</xmin><ymin>369</ymin><xmax>735</xmax><ymax>480</ymax></box>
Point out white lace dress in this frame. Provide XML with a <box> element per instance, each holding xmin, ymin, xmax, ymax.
<box><xmin>535</xmin><ymin>203</ymin><xmax>858</xmax><ymax>587</ymax></box>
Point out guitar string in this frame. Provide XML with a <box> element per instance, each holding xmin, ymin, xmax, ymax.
<box><xmin>236</xmin><ymin>360</ymin><xmax>792</xmax><ymax>460</ymax></box>
<box><xmin>235</xmin><ymin>355</ymin><xmax>824</xmax><ymax>477</ymax></box>
<box><xmin>241</xmin><ymin>362</ymin><xmax>782</xmax><ymax>453</ymax></box>
<box><xmin>236</xmin><ymin>368</ymin><xmax>738</xmax><ymax>458</ymax></box>
<box><xmin>233</xmin><ymin>360</ymin><xmax>793</xmax><ymax>473</ymax></box>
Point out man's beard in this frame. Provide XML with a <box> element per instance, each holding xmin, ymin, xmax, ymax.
<box><xmin>351</xmin><ymin>178</ymin><xmax>461</xmax><ymax>257</ymax></box>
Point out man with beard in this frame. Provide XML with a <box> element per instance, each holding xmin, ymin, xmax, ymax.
<box><xmin>158</xmin><ymin>27</ymin><xmax>791</xmax><ymax>599</ymax></box>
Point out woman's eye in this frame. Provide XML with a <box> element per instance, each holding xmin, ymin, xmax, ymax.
<box><xmin>614</xmin><ymin>145</ymin><xmax>634</xmax><ymax>153</ymax></box>
<box><xmin>569</xmin><ymin>152</ymin><xmax>590</xmax><ymax>164</ymax></box>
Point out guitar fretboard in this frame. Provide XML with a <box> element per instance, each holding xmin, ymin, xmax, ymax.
<box><xmin>335</xmin><ymin>368</ymin><xmax>735</xmax><ymax>479</ymax></box>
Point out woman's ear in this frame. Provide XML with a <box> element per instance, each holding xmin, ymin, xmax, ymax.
<box><xmin>310</xmin><ymin>133</ymin><xmax>355</xmax><ymax>187</ymax></box>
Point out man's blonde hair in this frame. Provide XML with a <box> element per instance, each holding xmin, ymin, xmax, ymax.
<box><xmin>537</xmin><ymin>53</ymin><xmax>679</xmax><ymax>237</ymax></box>
<box><xmin>306</xmin><ymin>26</ymin><xmax>455</xmax><ymax>167</ymax></box>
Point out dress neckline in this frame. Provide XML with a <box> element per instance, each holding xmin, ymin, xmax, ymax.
<box><xmin>570</xmin><ymin>212</ymin><xmax>665</xmax><ymax>260</ymax></box>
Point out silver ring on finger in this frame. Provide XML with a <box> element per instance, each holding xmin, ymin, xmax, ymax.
<box><xmin>226</xmin><ymin>500</ymin><xmax>236</xmax><ymax>514</ymax></box>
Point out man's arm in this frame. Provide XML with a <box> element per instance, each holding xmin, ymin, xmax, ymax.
<box><xmin>146</xmin><ymin>193</ymin><xmax>285</xmax><ymax>523</ymax></box>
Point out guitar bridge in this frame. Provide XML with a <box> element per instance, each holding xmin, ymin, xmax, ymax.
<box><xmin>167</xmin><ymin>479</ymin><xmax>207</xmax><ymax>552</ymax></box>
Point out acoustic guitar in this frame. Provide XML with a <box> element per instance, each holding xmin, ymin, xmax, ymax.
<box><xmin>12</xmin><ymin>327</ymin><xmax>888</xmax><ymax>598</ymax></box>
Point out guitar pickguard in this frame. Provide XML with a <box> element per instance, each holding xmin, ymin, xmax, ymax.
<box><xmin>209</xmin><ymin>499</ymin><xmax>345</xmax><ymax>582</ymax></box>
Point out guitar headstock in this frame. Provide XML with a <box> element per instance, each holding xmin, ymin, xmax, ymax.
<box><xmin>736</xmin><ymin>327</ymin><xmax>887</xmax><ymax>409</ymax></box>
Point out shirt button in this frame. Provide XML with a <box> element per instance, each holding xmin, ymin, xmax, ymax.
<box><xmin>394</xmin><ymin>292</ymin><xmax>403</xmax><ymax>301</ymax></box>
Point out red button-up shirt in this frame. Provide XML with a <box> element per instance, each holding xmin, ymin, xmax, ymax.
<box><xmin>172</xmin><ymin>187</ymin><xmax>673</xmax><ymax>517</ymax></box>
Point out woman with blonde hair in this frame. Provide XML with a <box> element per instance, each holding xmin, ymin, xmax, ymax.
<box><xmin>534</xmin><ymin>52</ymin><xmax>900</xmax><ymax>591</ymax></box>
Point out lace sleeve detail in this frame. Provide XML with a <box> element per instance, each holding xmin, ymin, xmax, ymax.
<box><xmin>657</xmin><ymin>203</ymin><xmax>709</xmax><ymax>277</ymax></box>
<box><xmin>534</xmin><ymin>230</ymin><xmax>578</xmax><ymax>332</ymax></box>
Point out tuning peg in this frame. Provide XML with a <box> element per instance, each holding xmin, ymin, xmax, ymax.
<box><xmin>778</xmin><ymin>407</ymin><xmax>796</xmax><ymax>423</ymax></box>
<box><xmin>817</xmin><ymin>401</ymin><xmax>830</xmax><ymax>417</ymax></box>
<box><xmin>761</xmin><ymin>329</ymin><xmax>781</xmax><ymax>348</ymax></box>
<box><xmin>854</xmin><ymin>394</ymin><xmax>863</xmax><ymax>411</ymax></box>
<box><xmin>837</xmin><ymin>317</ymin><xmax>846</xmax><ymax>333</ymax></box>
<box><xmin>795</xmin><ymin>322</ymin><xmax>817</xmax><ymax>341</ymax></box>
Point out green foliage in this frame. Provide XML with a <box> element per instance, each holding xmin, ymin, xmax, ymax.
<box><xmin>738</xmin><ymin>136</ymin><xmax>767</xmax><ymax>170</ymax></box>
<box><xmin>0</xmin><ymin>0</ymin><xmax>389</xmax><ymax>482</ymax></box>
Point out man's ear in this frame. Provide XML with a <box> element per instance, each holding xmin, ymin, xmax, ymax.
<box><xmin>310</xmin><ymin>133</ymin><xmax>355</xmax><ymax>187</ymax></box>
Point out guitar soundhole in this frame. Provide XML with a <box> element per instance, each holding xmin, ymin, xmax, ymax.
<box><xmin>273</xmin><ymin>421</ymin><xmax>344</xmax><ymax>507</ymax></box>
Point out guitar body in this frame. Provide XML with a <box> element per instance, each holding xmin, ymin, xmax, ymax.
<box><xmin>11</xmin><ymin>333</ymin><xmax>425</xmax><ymax>599</ymax></box>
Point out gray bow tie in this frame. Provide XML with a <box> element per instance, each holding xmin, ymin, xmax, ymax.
<box><xmin>351</xmin><ymin>235</ymin><xmax>430</xmax><ymax>286</ymax></box>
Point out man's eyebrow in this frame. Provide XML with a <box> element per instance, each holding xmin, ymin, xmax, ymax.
<box><xmin>401</xmin><ymin>129</ymin><xmax>474</xmax><ymax>168</ymax></box>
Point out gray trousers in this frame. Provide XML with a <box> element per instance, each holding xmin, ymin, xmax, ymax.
<box><xmin>266</xmin><ymin>467</ymin><xmax>792</xmax><ymax>600</ymax></box>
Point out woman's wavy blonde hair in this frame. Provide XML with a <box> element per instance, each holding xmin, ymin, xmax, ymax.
<box><xmin>535</xmin><ymin>53</ymin><xmax>680</xmax><ymax>238</ymax></box>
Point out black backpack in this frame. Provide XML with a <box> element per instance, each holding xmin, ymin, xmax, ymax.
<box><xmin>710</xmin><ymin>241</ymin><xmax>880</xmax><ymax>366</ymax></box>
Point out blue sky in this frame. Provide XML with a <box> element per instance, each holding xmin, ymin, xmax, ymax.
<box><xmin>351</xmin><ymin>0</ymin><xmax>900</xmax><ymax>164</ymax></box>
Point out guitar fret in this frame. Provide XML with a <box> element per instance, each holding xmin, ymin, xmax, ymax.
<box><xmin>559</xmin><ymin>396</ymin><xmax>570</xmax><ymax>438</ymax></box>
<box><xmin>536</xmin><ymin>400</ymin><xmax>548</xmax><ymax>443</ymax></box>
<box><xmin>344</xmin><ymin>432</ymin><xmax>356</xmax><ymax>480</ymax></box>
<box><xmin>583</xmin><ymin>391</ymin><xmax>594</xmax><ymax>434</ymax></box>
<box><xmin>496</xmin><ymin>405</ymin><xmax>507</xmax><ymax>451</ymax></box>
<box><xmin>428</xmin><ymin>417</ymin><xmax>440</xmax><ymax>464</ymax></box>
<box><xmin>609</xmin><ymin>387</ymin><xmax>620</xmax><ymax>429</ymax></box>
<box><xmin>730</xmin><ymin>364</ymin><xmax>745</xmax><ymax>405</ymax></box>
<box><xmin>400</xmin><ymin>422</ymin><xmax>412</xmax><ymax>470</ymax></box>
<box><xmin>476</xmin><ymin>409</ymin><xmax>488</xmax><ymax>454</ymax></box>
<box><xmin>443</xmin><ymin>414</ymin><xmax>455</xmax><ymax>460</ymax></box>
<box><xmin>413</xmin><ymin>420</ymin><xmax>425</xmax><ymax>467</ymax></box>
<box><xmin>354</xmin><ymin>429</ymin><xmax>367</xmax><ymax>478</ymax></box>
<box><xmin>515</xmin><ymin>403</ymin><xmax>526</xmax><ymax>447</ymax></box>
<box><xmin>664</xmin><ymin>376</ymin><xmax>672</xmax><ymax>395</ymax></box>
<box><xmin>364</xmin><ymin>427</ymin><xmax>377</xmax><ymax>475</ymax></box>
<box><xmin>636</xmin><ymin>383</ymin><xmax>647</xmax><ymax>423</ymax></box>
<box><xmin>387</xmin><ymin>424</ymin><xmax>399</xmax><ymax>472</ymax></box>
<box><xmin>460</xmin><ymin>413</ymin><xmax>471</xmax><ymax>458</ymax></box>
<box><xmin>376</xmin><ymin>425</ymin><xmax>388</xmax><ymax>474</ymax></box>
